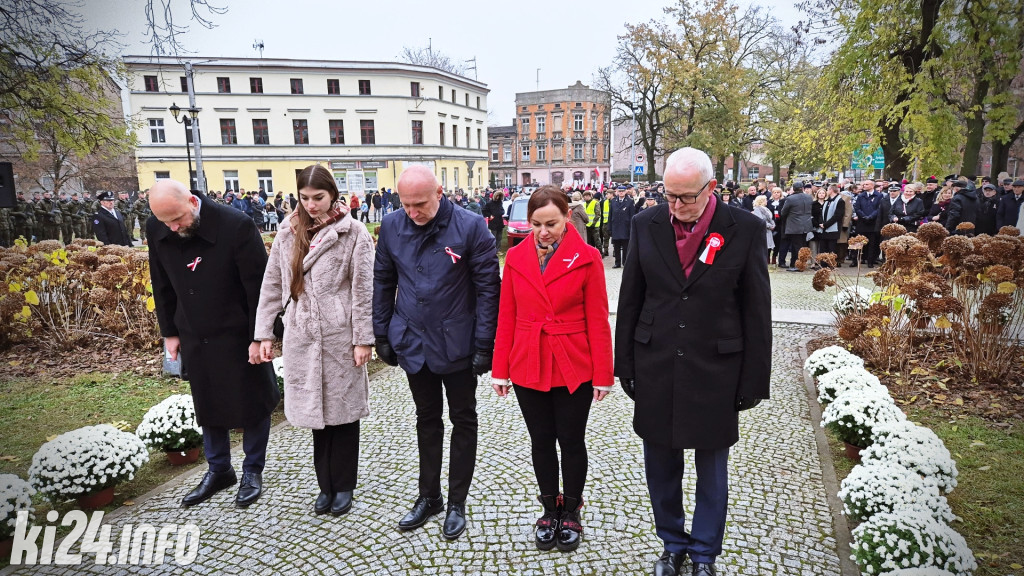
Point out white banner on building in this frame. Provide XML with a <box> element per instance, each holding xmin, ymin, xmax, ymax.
<box><xmin>347</xmin><ymin>170</ymin><xmax>365</xmax><ymax>194</ymax></box>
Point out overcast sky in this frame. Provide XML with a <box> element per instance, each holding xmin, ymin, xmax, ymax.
<box><xmin>80</xmin><ymin>0</ymin><xmax>801</xmax><ymax>125</ymax></box>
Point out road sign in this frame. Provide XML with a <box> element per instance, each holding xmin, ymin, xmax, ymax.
<box><xmin>634</xmin><ymin>165</ymin><xmax>645</xmax><ymax>175</ymax></box>
<box><xmin>635</xmin><ymin>153</ymin><xmax>645</xmax><ymax>165</ymax></box>
<box><xmin>852</xmin><ymin>145</ymin><xmax>884</xmax><ymax>171</ymax></box>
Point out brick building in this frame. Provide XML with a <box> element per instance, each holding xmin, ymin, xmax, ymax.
<box><xmin>487</xmin><ymin>125</ymin><xmax>516</xmax><ymax>188</ymax></box>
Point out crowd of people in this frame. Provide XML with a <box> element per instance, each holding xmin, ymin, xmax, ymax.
<box><xmin>0</xmin><ymin>189</ymin><xmax>151</xmax><ymax>247</ymax></box>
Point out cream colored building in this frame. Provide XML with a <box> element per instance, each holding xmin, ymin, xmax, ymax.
<box><xmin>123</xmin><ymin>56</ymin><xmax>489</xmax><ymax>196</ymax></box>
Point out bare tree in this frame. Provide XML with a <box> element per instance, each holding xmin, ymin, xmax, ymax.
<box><xmin>144</xmin><ymin>0</ymin><xmax>227</xmax><ymax>56</ymax></box>
<box><xmin>398</xmin><ymin>45</ymin><xmax>468</xmax><ymax>76</ymax></box>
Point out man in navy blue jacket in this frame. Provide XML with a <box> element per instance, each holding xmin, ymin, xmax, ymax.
<box><xmin>853</xmin><ymin>180</ymin><xmax>884</xmax><ymax>267</ymax></box>
<box><xmin>373</xmin><ymin>165</ymin><xmax>500</xmax><ymax>540</ymax></box>
<box><xmin>996</xmin><ymin>179</ymin><xmax>1024</xmax><ymax>230</ymax></box>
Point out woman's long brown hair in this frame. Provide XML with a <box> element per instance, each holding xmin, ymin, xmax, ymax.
<box><xmin>290</xmin><ymin>164</ymin><xmax>339</xmax><ymax>300</ymax></box>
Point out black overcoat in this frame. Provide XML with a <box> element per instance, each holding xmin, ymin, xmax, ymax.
<box><xmin>614</xmin><ymin>202</ymin><xmax>772</xmax><ymax>450</ymax></box>
<box><xmin>147</xmin><ymin>194</ymin><xmax>280</xmax><ymax>429</ymax></box>
<box><xmin>92</xmin><ymin>208</ymin><xmax>132</xmax><ymax>246</ymax></box>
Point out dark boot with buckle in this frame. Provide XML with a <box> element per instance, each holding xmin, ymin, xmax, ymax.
<box><xmin>535</xmin><ymin>495</ymin><xmax>560</xmax><ymax>550</ymax></box>
<box><xmin>556</xmin><ymin>495</ymin><xmax>583</xmax><ymax>552</ymax></box>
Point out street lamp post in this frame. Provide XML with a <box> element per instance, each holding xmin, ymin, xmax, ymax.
<box><xmin>169</xmin><ymin>102</ymin><xmax>199</xmax><ymax>188</ymax></box>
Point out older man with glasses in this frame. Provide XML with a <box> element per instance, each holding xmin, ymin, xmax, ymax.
<box><xmin>616</xmin><ymin>147</ymin><xmax>771</xmax><ymax>576</ymax></box>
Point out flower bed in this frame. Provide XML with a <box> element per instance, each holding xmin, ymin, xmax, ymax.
<box><xmin>851</xmin><ymin>511</ymin><xmax>976</xmax><ymax>575</ymax></box>
<box><xmin>839</xmin><ymin>461</ymin><xmax>954</xmax><ymax>523</ymax></box>
<box><xmin>822</xmin><ymin>386</ymin><xmax>907</xmax><ymax>448</ymax></box>
<box><xmin>1</xmin><ymin>474</ymin><xmax>35</xmax><ymax>540</ymax></box>
<box><xmin>28</xmin><ymin>424</ymin><xmax>149</xmax><ymax>501</ymax></box>
<box><xmin>862</xmin><ymin>420</ymin><xmax>959</xmax><ymax>494</ymax></box>
<box><xmin>135</xmin><ymin>394</ymin><xmax>203</xmax><ymax>452</ymax></box>
<box><xmin>804</xmin><ymin>345</ymin><xmax>865</xmax><ymax>379</ymax></box>
<box><xmin>816</xmin><ymin>365</ymin><xmax>885</xmax><ymax>407</ymax></box>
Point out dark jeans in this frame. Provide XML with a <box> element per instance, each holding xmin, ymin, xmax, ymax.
<box><xmin>490</xmin><ymin>227</ymin><xmax>503</xmax><ymax>249</ymax></box>
<box><xmin>407</xmin><ymin>366</ymin><xmax>478</xmax><ymax>503</ymax></box>
<box><xmin>312</xmin><ymin>421</ymin><xmax>360</xmax><ymax>493</ymax></box>
<box><xmin>818</xmin><ymin>238</ymin><xmax>838</xmax><ymax>261</ymax></box>
<box><xmin>612</xmin><ymin>238</ymin><xmax>629</xmax><ymax>266</ymax></box>
<box><xmin>784</xmin><ymin>233</ymin><xmax>807</xmax><ymax>267</ymax></box>
<box><xmin>203</xmin><ymin>413</ymin><xmax>272</xmax><ymax>475</ymax></box>
<box><xmin>513</xmin><ymin>383</ymin><xmax>594</xmax><ymax>499</ymax></box>
<box><xmin>859</xmin><ymin>230</ymin><xmax>880</xmax><ymax>265</ymax></box>
<box><xmin>644</xmin><ymin>441</ymin><xmax>730</xmax><ymax>564</ymax></box>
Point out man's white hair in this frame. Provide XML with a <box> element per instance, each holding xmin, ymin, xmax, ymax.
<box><xmin>665</xmin><ymin>147</ymin><xmax>714</xmax><ymax>183</ymax></box>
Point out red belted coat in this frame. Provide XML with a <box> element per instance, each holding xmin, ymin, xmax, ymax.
<box><xmin>492</xmin><ymin>224</ymin><xmax>613</xmax><ymax>392</ymax></box>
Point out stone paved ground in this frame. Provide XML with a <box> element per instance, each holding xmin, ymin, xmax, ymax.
<box><xmin>6</xmin><ymin>258</ymin><xmax>840</xmax><ymax>576</ymax></box>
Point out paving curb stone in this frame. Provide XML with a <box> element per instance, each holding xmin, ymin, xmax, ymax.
<box><xmin>797</xmin><ymin>337</ymin><xmax>860</xmax><ymax>576</ymax></box>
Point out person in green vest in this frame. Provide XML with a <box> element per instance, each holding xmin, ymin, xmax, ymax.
<box><xmin>0</xmin><ymin>207</ymin><xmax>12</xmax><ymax>247</ymax></box>
<box><xmin>600</xmin><ymin>191</ymin><xmax>611</xmax><ymax>257</ymax></box>
<box><xmin>583</xmin><ymin>190</ymin><xmax>604</xmax><ymax>253</ymax></box>
<box><xmin>135</xmin><ymin>189</ymin><xmax>152</xmax><ymax>243</ymax></box>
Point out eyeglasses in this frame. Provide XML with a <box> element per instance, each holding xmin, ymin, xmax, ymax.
<box><xmin>665</xmin><ymin>179</ymin><xmax>710</xmax><ymax>205</ymax></box>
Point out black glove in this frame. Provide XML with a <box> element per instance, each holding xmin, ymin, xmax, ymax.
<box><xmin>620</xmin><ymin>378</ymin><xmax>635</xmax><ymax>400</ymax></box>
<box><xmin>375</xmin><ymin>337</ymin><xmax>398</xmax><ymax>367</ymax></box>
<box><xmin>736</xmin><ymin>396</ymin><xmax>762</xmax><ymax>411</ymax></box>
<box><xmin>472</xmin><ymin>349</ymin><xmax>493</xmax><ymax>376</ymax></box>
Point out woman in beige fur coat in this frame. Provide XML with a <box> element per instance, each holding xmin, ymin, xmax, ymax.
<box><xmin>255</xmin><ymin>164</ymin><xmax>375</xmax><ymax>517</ymax></box>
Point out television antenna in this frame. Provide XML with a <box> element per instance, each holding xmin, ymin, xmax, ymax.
<box><xmin>253</xmin><ymin>39</ymin><xmax>265</xmax><ymax>58</ymax></box>
<box><xmin>464</xmin><ymin>57</ymin><xmax>477</xmax><ymax>80</ymax></box>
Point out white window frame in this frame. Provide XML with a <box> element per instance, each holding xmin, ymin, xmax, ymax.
<box><xmin>520</xmin><ymin>117</ymin><xmax>530</xmax><ymax>135</ymax></box>
<box><xmin>573</xmin><ymin>114</ymin><xmax>584</xmax><ymax>131</ymax></box>
<box><xmin>149</xmin><ymin>119</ymin><xmax>165</xmax><ymax>143</ymax></box>
<box><xmin>573</xmin><ymin>143</ymin><xmax>584</xmax><ymax>161</ymax></box>
<box><xmin>454</xmin><ymin>167</ymin><xmax>459</xmax><ymax>188</ymax></box>
<box><xmin>223</xmin><ymin>170</ymin><xmax>239</xmax><ymax>192</ymax></box>
<box><xmin>504</xmin><ymin>149</ymin><xmax>512</xmax><ymax>162</ymax></box>
<box><xmin>536</xmin><ymin>116</ymin><xmax>545</xmax><ymax>134</ymax></box>
<box><xmin>491</xmin><ymin>145</ymin><xmax>499</xmax><ymax>161</ymax></box>
<box><xmin>257</xmin><ymin>170</ymin><xmax>273</xmax><ymax>193</ymax></box>
<box><xmin>537</xmin><ymin>145</ymin><xmax>546</xmax><ymax>162</ymax></box>
<box><xmin>522</xmin><ymin>144</ymin><xmax>531</xmax><ymax>162</ymax></box>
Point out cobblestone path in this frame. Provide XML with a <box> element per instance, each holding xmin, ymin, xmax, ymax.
<box><xmin>5</xmin><ymin>265</ymin><xmax>840</xmax><ymax>576</ymax></box>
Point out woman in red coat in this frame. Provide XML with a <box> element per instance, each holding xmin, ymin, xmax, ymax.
<box><xmin>491</xmin><ymin>185</ymin><xmax>613</xmax><ymax>552</ymax></box>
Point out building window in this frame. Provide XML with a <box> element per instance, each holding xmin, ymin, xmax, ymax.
<box><xmin>537</xmin><ymin>116</ymin><xmax>546</xmax><ymax>134</ymax></box>
<box><xmin>554</xmin><ymin>103</ymin><xmax>561</xmax><ymax>109</ymax></box>
<box><xmin>252</xmin><ymin>119</ymin><xmax>269</xmax><ymax>145</ymax></box>
<box><xmin>553</xmin><ymin>142</ymin><xmax>562</xmax><ymax>160</ymax></box>
<box><xmin>466</xmin><ymin>127</ymin><xmax>470</xmax><ymax>149</ymax></box>
<box><xmin>504</xmin><ymin>149</ymin><xmax>511</xmax><ymax>162</ymax></box>
<box><xmin>491</xmin><ymin>145</ymin><xmax>499</xmax><ymax>161</ymax></box>
<box><xmin>465</xmin><ymin>93</ymin><xmax>469</xmax><ymax>106</ymax></box>
<box><xmin>477</xmin><ymin>129</ymin><xmax>482</xmax><ymax>150</ymax></box>
<box><xmin>154</xmin><ymin>171</ymin><xmax>170</xmax><ymax>180</ymax></box>
<box><xmin>360</xmin><ymin>119</ymin><xmax>375</xmax><ymax>144</ymax></box>
<box><xmin>329</xmin><ymin>120</ymin><xmax>345</xmax><ymax>144</ymax></box>
<box><xmin>323</xmin><ymin>78</ymin><xmax>339</xmax><ymax>95</ymax></box>
<box><xmin>476</xmin><ymin>96</ymin><xmax>481</xmax><ymax>109</ymax></box>
<box><xmin>591</xmin><ymin>143</ymin><xmax>597</xmax><ymax>160</ymax></box>
<box><xmin>220</xmin><ymin>119</ymin><xmax>237</xmax><ymax>145</ymax></box>
<box><xmin>224</xmin><ymin>170</ymin><xmax>239</xmax><ymax>192</ymax></box>
<box><xmin>537</xmin><ymin>145</ymin><xmax>546</xmax><ymax>162</ymax></box>
<box><xmin>452</xmin><ymin>125</ymin><xmax>458</xmax><ymax>147</ymax></box>
<box><xmin>574</xmin><ymin>114</ymin><xmax>584</xmax><ymax>131</ymax></box>
<box><xmin>358</xmin><ymin>80</ymin><xmax>371</xmax><ymax>95</ymax></box>
<box><xmin>522</xmin><ymin>145</ymin><xmax>531</xmax><ymax>162</ymax></box>
<box><xmin>180</xmin><ymin>77</ymin><xmax>188</xmax><ymax>92</ymax></box>
<box><xmin>451</xmin><ymin>89</ymin><xmax>456</xmax><ymax>103</ymax></box>
<box><xmin>411</xmin><ymin>120</ymin><xmax>423</xmax><ymax>145</ymax></box>
<box><xmin>257</xmin><ymin>170</ymin><xmax>273</xmax><ymax>193</ymax></box>
<box><xmin>143</xmin><ymin>75</ymin><xmax>159</xmax><ymax>92</ymax></box>
<box><xmin>438</xmin><ymin>85</ymin><xmax>444</xmax><ymax>99</ymax></box>
<box><xmin>749</xmin><ymin>166</ymin><xmax>760</xmax><ymax>179</ymax></box>
<box><xmin>410</xmin><ymin>82</ymin><xmax>420</xmax><ymax>97</ymax></box>
<box><xmin>521</xmin><ymin>118</ymin><xmax>530</xmax><ymax>136</ymax></box>
<box><xmin>454</xmin><ymin>168</ymin><xmax>459</xmax><ymax>188</ymax></box>
<box><xmin>574</xmin><ymin>143</ymin><xmax>584</xmax><ymax>160</ymax></box>
<box><xmin>185</xmin><ymin>125</ymin><xmax>198</xmax><ymax>144</ymax></box>
<box><xmin>149</xmin><ymin>119</ymin><xmax>165</xmax><ymax>143</ymax></box>
<box><xmin>290</xmin><ymin>78</ymin><xmax>304</xmax><ymax>94</ymax></box>
<box><xmin>441</xmin><ymin>168</ymin><xmax>447</xmax><ymax>189</ymax></box>
<box><xmin>439</xmin><ymin>122</ymin><xmax>445</xmax><ymax>146</ymax></box>
<box><xmin>293</xmin><ymin>119</ymin><xmax>308</xmax><ymax>144</ymax></box>
<box><xmin>216</xmin><ymin>77</ymin><xmax>231</xmax><ymax>93</ymax></box>
<box><xmin>250</xmin><ymin>77</ymin><xmax>263</xmax><ymax>93</ymax></box>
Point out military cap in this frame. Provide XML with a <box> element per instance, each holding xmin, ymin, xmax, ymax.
<box><xmin>96</xmin><ymin>190</ymin><xmax>115</xmax><ymax>201</ymax></box>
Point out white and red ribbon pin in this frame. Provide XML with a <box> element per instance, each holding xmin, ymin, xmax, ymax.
<box><xmin>698</xmin><ymin>233</ymin><xmax>724</xmax><ymax>265</ymax></box>
<box><xmin>444</xmin><ymin>247</ymin><xmax>462</xmax><ymax>264</ymax></box>
<box><xmin>563</xmin><ymin>252</ymin><xmax>579</xmax><ymax>268</ymax></box>
<box><xmin>186</xmin><ymin>256</ymin><xmax>202</xmax><ymax>271</ymax></box>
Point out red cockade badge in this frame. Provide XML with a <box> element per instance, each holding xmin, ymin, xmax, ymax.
<box><xmin>699</xmin><ymin>233</ymin><xmax>724</xmax><ymax>265</ymax></box>
<box><xmin>444</xmin><ymin>247</ymin><xmax>462</xmax><ymax>264</ymax></box>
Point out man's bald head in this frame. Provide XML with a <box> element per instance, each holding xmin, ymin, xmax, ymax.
<box><xmin>396</xmin><ymin>165</ymin><xmax>443</xmax><ymax>226</ymax></box>
<box><xmin>150</xmin><ymin>179</ymin><xmax>200</xmax><ymax>237</ymax></box>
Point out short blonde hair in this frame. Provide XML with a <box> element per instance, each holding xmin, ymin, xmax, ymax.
<box><xmin>753</xmin><ymin>195</ymin><xmax>768</xmax><ymax>207</ymax></box>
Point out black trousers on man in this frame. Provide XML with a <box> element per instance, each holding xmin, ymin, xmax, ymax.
<box><xmin>312</xmin><ymin>421</ymin><xmax>360</xmax><ymax>494</ymax></box>
<box><xmin>612</xmin><ymin>238</ymin><xmax>629</xmax><ymax>267</ymax></box>
<box><xmin>407</xmin><ymin>366</ymin><xmax>477</xmax><ymax>504</ymax></box>
<box><xmin>203</xmin><ymin>413</ymin><xmax>271</xmax><ymax>475</ymax></box>
<box><xmin>784</xmin><ymin>233</ymin><xmax>807</xmax><ymax>268</ymax></box>
<box><xmin>859</xmin><ymin>230</ymin><xmax>881</xmax><ymax>265</ymax></box>
<box><xmin>514</xmin><ymin>383</ymin><xmax>593</xmax><ymax>500</ymax></box>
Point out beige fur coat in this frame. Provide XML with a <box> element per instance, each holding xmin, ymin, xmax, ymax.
<box><xmin>255</xmin><ymin>214</ymin><xmax>375</xmax><ymax>429</ymax></box>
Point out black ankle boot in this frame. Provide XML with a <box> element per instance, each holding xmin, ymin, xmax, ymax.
<box><xmin>557</xmin><ymin>495</ymin><xmax>583</xmax><ymax>552</ymax></box>
<box><xmin>535</xmin><ymin>495</ymin><xmax>560</xmax><ymax>550</ymax></box>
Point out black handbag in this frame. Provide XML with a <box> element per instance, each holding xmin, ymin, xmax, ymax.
<box><xmin>273</xmin><ymin>299</ymin><xmax>290</xmax><ymax>338</ymax></box>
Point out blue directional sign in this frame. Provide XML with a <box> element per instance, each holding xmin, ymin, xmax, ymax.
<box><xmin>634</xmin><ymin>165</ymin><xmax>645</xmax><ymax>175</ymax></box>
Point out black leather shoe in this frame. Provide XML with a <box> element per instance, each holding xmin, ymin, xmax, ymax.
<box><xmin>181</xmin><ymin>469</ymin><xmax>237</xmax><ymax>508</ymax></box>
<box><xmin>234</xmin><ymin>472</ymin><xmax>263</xmax><ymax>508</ymax></box>
<box><xmin>398</xmin><ymin>495</ymin><xmax>444</xmax><ymax>531</ymax></box>
<box><xmin>442</xmin><ymin>502</ymin><xmax>467</xmax><ymax>540</ymax></box>
<box><xmin>654</xmin><ymin>552</ymin><xmax>685</xmax><ymax>576</ymax></box>
<box><xmin>313</xmin><ymin>491</ymin><xmax>332</xmax><ymax>515</ymax></box>
<box><xmin>692</xmin><ymin>562</ymin><xmax>717</xmax><ymax>576</ymax></box>
<box><xmin>556</xmin><ymin>496</ymin><xmax>583</xmax><ymax>552</ymax></box>
<box><xmin>330</xmin><ymin>491</ymin><xmax>353</xmax><ymax>516</ymax></box>
<box><xmin>535</xmin><ymin>495</ymin><xmax>560</xmax><ymax>550</ymax></box>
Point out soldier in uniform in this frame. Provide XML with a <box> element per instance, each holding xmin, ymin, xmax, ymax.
<box><xmin>59</xmin><ymin>192</ymin><xmax>74</xmax><ymax>242</ymax></box>
<box><xmin>69</xmin><ymin>193</ymin><xmax>87</xmax><ymax>240</ymax></box>
<box><xmin>0</xmin><ymin>207</ymin><xmax>12</xmax><ymax>247</ymax></box>
<box><xmin>12</xmin><ymin>192</ymin><xmax>34</xmax><ymax>243</ymax></box>
<box><xmin>118</xmin><ymin>191</ymin><xmax>137</xmax><ymax>242</ymax></box>
<box><xmin>134</xmin><ymin>189</ymin><xmax>151</xmax><ymax>243</ymax></box>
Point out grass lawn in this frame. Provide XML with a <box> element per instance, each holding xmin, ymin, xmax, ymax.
<box><xmin>0</xmin><ymin>371</ymin><xmax>286</xmax><ymax>526</ymax></box>
<box><xmin>826</xmin><ymin>410</ymin><xmax>1024</xmax><ymax>574</ymax></box>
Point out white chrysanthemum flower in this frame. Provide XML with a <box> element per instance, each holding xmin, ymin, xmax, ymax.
<box><xmin>862</xmin><ymin>421</ymin><xmax>959</xmax><ymax>494</ymax></box>
<box><xmin>135</xmin><ymin>394</ymin><xmax>203</xmax><ymax>452</ymax></box>
<box><xmin>28</xmin><ymin>424</ymin><xmax>149</xmax><ymax>501</ymax></box>
<box><xmin>852</xmin><ymin>512</ymin><xmax>976</xmax><ymax>576</ymax></box>
<box><xmin>0</xmin><ymin>474</ymin><xmax>35</xmax><ymax>539</ymax></box>
<box><xmin>839</xmin><ymin>461</ymin><xmax>955</xmax><ymax>523</ymax></box>
<box><xmin>817</xmin><ymin>365</ymin><xmax>885</xmax><ymax>407</ymax></box>
<box><xmin>805</xmin><ymin>345</ymin><xmax>864</xmax><ymax>379</ymax></box>
<box><xmin>833</xmin><ymin>285</ymin><xmax>875</xmax><ymax>315</ymax></box>
<box><xmin>822</xmin><ymin>386</ymin><xmax>906</xmax><ymax>448</ymax></box>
